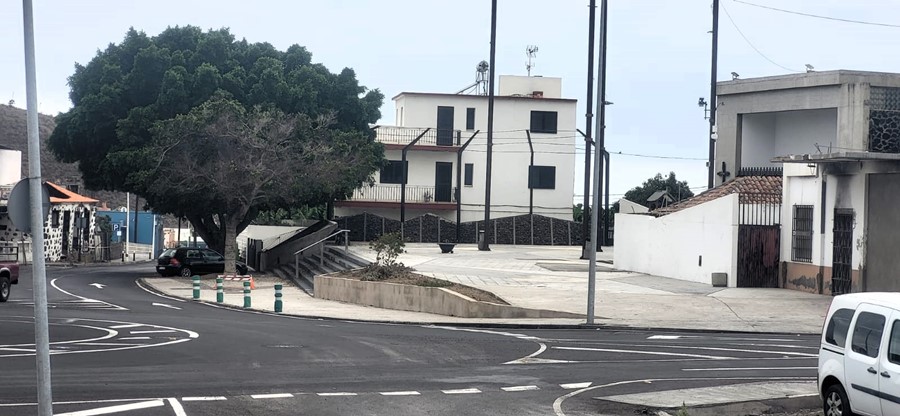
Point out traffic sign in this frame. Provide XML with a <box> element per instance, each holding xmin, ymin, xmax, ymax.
<box><xmin>6</xmin><ymin>179</ymin><xmax>50</xmax><ymax>234</ymax></box>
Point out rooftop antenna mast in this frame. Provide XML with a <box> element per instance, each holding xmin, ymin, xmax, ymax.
<box><xmin>457</xmin><ymin>61</ymin><xmax>490</xmax><ymax>95</ymax></box>
<box><xmin>526</xmin><ymin>45</ymin><xmax>538</xmax><ymax>76</ymax></box>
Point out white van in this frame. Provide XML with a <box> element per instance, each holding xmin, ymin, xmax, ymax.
<box><xmin>818</xmin><ymin>293</ymin><xmax>900</xmax><ymax>416</ymax></box>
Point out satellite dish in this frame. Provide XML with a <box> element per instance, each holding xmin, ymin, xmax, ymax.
<box><xmin>7</xmin><ymin>179</ymin><xmax>51</xmax><ymax>234</ymax></box>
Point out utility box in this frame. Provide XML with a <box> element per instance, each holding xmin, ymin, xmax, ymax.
<box><xmin>711</xmin><ymin>272</ymin><xmax>728</xmax><ymax>287</ymax></box>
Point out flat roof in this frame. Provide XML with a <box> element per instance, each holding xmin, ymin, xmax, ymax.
<box><xmin>772</xmin><ymin>151</ymin><xmax>900</xmax><ymax>164</ymax></box>
<box><xmin>392</xmin><ymin>91</ymin><xmax>576</xmax><ymax>103</ymax></box>
<box><xmin>718</xmin><ymin>70</ymin><xmax>900</xmax><ymax>96</ymax></box>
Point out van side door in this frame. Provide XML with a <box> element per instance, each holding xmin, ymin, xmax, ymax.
<box><xmin>879</xmin><ymin>311</ymin><xmax>900</xmax><ymax>416</ymax></box>
<box><xmin>846</xmin><ymin>304</ymin><xmax>890</xmax><ymax>416</ymax></box>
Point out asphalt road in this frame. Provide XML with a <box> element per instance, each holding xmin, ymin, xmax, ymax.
<box><xmin>0</xmin><ymin>264</ymin><xmax>821</xmax><ymax>416</ymax></box>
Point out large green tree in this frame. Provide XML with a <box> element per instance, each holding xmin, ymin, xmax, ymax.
<box><xmin>623</xmin><ymin>172</ymin><xmax>694</xmax><ymax>208</ymax></box>
<box><xmin>49</xmin><ymin>26</ymin><xmax>384</xmax><ymax>262</ymax></box>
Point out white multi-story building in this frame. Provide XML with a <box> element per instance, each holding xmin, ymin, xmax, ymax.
<box><xmin>335</xmin><ymin>75</ymin><xmax>577</xmax><ymax>223</ymax></box>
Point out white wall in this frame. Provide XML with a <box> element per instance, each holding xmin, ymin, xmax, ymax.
<box><xmin>367</xmin><ymin>92</ymin><xmax>577</xmax><ymax>222</ymax></box>
<box><xmin>741</xmin><ymin>109</ymin><xmax>837</xmax><ymax>168</ymax></box>
<box><xmin>0</xmin><ymin>148</ymin><xmax>22</xmax><ymax>186</ymax></box>
<box><xmin>617</xmin><ymin>198</ymin><xmax>649</xmax><ymax>214</ymax></box>
<box><xmin>614</xmin><ymin>194</ymin><xmax>740</xmax><ymax>287</ymax></box>
<box><xmin>498</xmin><ymin>75</ymin><xmax>562</xmax><ymax>98</ymax></box>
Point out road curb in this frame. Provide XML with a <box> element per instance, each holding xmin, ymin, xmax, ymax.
<box><xmin>136</xmin><ymin>278</ymin><xmax>818</xmax><ymax>336</ymax></box>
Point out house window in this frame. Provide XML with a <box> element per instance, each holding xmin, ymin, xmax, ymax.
<box><xmin>530</xmin><ymin>111</ymin><xmax>558</xmax><ymax>134</ymax></box>
<box><xmin>528</xmin><ymin>166</ymin><xmax>556</xmax><ymax>189</ymax></box>
<box><xmin>464</xmin><ymin>163</ymin><xmax>474</xmax><ymax>186</ymax></box>
<box><xmin>466</xmin><ymin>108</ymin><xmax>475</xmax><ymax>130</ymax></box>
<box><xmin>380</xmin><ymin>160</ymin><xmax>408</xmax><ymax>184</ymax></box>
<box><xmin>791</xmin><ymin>205</ymin><xmax>813</xmax><ymax>262</ymax></box>
<box><xmin>51</xmin><ymin>211</ymin><xmax>60</xmax><ymax>228</ymax></box>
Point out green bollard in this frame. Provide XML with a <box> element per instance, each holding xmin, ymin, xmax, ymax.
<box><xmin>216</xmin><ymin>277</ymin><xmax>224</xmax><ymax>303</ymax></box>
<box><xmin>243</xmin><ymin>280</ymin><xmax>251</xmax><ymax>308</ymax></box>
<box><xmin>274</xmin><ymin>284</ymin><xmax>283</xmax><ymax>313</ymax></box>
<box><xmin>192</xmin><ymin>275</ymin><xmax>201</xmax><ymax>300</ymax></box>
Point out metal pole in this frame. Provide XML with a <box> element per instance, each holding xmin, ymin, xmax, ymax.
<box><xmin>526</xmin><ymin>130</ymin><xmax>534</xmax><ymax>216</ymax></box>
<box><xmin>177</xmin><ymin>217</ymin><xmax>181</xmax><ymax>247</ymax></box>
<box><xmin>274</xmin><ymin>284</ymin><xmax>283</xmax><ymax>313</ymax></box>
<box><xmin>708</xmin><ymin>0</ymin><xmax>719</xmax><ymax>189</ymax></box>
<box><xmin>480</xmin><ymin>0</ymin><xmax>497</xmax><ymax>252</ymax></box>
<box><xmin>21</xmin><ymin>1</ymin><xmax>53</xmax><ymax>412</ymax></box>
<box><xmin>582</xmin><ymin>0</ymin><xmax>597</xmax><ymax>259</ymax></box>
<box><xmin>604</xmin><ymin>151</ymin><xmax>611</xmax><ymax>246</ymax></box>
<box><xmin>587</xmin><ymin>0</ymin><xmax>608</xmax><ymax>325</ymax></box>
<box><xmin>125</xmin><ymin>192</ymin><xmax>130</xmax><ymax>258</ymax></box>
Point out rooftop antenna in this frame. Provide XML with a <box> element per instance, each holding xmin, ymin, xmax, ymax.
<box><xmin>526</xmin><ymin>45</ymin><xmax>539</xmax><ymax>76</ymax></box>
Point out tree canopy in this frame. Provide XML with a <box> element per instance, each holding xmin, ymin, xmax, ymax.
<box><xmin>623</xmin><ymin>172</ymin><xmax>695</xmax><ymax>208</ymax></box>
<box><xmin>48</xmin><ymin>26</ymin><xmax>384</xmax><ymax>258</ymax></box>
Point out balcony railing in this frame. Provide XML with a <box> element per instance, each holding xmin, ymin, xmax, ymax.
<box><xmin>375</xmin><ymin>126</ymin><xmax>462</xmax><ymax>147</ymax></box>
<box><xmin>348</xmin><ymin>184</ymin><xmax>457</xmax><ymax>204</ymax></box>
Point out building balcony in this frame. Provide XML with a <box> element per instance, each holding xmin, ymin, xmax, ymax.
<box><xmin>375</xmin><ymin>126</ymin><xmax>463</xmax><ymax>151</ymax></box>
<box><xmin>336</xmin><ymin>184</ymin><xmax>458</xmax><ymax>210</ymax></box>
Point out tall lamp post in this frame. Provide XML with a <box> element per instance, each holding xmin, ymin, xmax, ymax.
<box><xmin>587</xmin><ymin>0</ymin><xmax>609</xmax><ymax>325</ymax></box>
<box><xmin>479</xmin><ymin>0</ymin><xmax>498</xmax><ymax>251</ymax></box>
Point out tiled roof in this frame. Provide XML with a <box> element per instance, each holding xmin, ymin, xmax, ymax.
<box><xmin>45</xmin><ymin>181</ymin><xmax>99</xmax><ymax>204</ymax></box>
<box><xmin>653</xmin><ymin>175</ymin><xmax>782</xmax><ymax>215</ymax></box>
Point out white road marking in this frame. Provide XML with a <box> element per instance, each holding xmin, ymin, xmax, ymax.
<box><xmin>110</xmin><ymin>324</ymin><xmax>144</xmax><ymax>329</ymax></box>
<box><xmin>167</xmin><ymin>398</ymin><xmax>187</xmax><ymax>416</ymax></box>
<box><xmin>682</xmin><ymin>366</ymin><xmax>817</xmax><ymax>372</ymax></box>
<box><xmin>379</xmin><ymin>391</ymin><xmax>421</xmax><ymax>396</ymax></box>
<box><xmin>560</xmin><ymin>382</ymin><xmax>592</xmax><ymax>389</ymax></box>
<box><xmin>442</xmin><ymin>388</ymin><xmax>481</xmax><ymax>394</ymax></box>
<box><xmin>51</xmin><ymin>278</ymin><xmax>127</xmax><ymax>311</ymax></box>
<box><xmin>78</xmin><ymin>343</ymin><xmax>142</xmax><ymax>347</ymax></box>
<box><xmin>553</xmin><ymin>346</ymin><xmax>729</xmax><ymax>360</ymax></box>
<box><xmin>55</xmin><ymin>399</ymin><xmax>165</xmax><ymax>416</ymax></box>
<box><xmin>129</xmin><ymin>330</ymin><xmax>177</xmax><ymax>334</ymax></box>
<box><xmin>502</xmin><ymin>385</ymin><xmax>540</xmax><ymax>392</ymax></box>
<box><xmin>89</xmin><ymin>283</ymin><xmax>106</xmax><ymax>289</ymax></box>
<box><xmin>250</xmin><ymin>393</ymin><xmax>294</xmax><ymax>399</ymax></box>
<box><xmin>0</xmin><ymin>397</ymin><xmax>163</xmax><ymax>408</ymax></box>
<box><xmin>134</xmin><ymin>279</ymin><xmax>187</xmax><ymax>302</ymax></box>
<box><xmin>119</xmin><ymin>337</ymin><xmax>151</xmax><ymax>340</ymax></box>
<box><xmin>152</xmin><ymin>302</ymin><xmax>182</xmax><ymax>310</ymax></box>
<box><xmin>647</xmin><ymin>335</ymin><xmax>682</xmax><ymax>340</ymax></box>
<box><xmin>182</xmin><ymin>396</ymin><xmax>227</xmax><ymax>401</ymax></box>
<box><xmin>317</xmin><ymin>392</ymin><xmax>358</xmax><ymax>396</ymax></box>
<box><xmin>645</xmin><ymin>343</ymin><xmax>818</xmax><ymax>358</ymax></box>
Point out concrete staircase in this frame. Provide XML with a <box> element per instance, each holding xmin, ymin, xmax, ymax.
<box><xmin>272</xmin><ymin>245</ymin><xmax>370</xmax><ymax>295</ymax></box>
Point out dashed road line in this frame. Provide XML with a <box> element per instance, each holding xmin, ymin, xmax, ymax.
<box><xmin>317</xmin><ymin>392</ymin><xmax>358</xmax><ymax>397</ymax></box>
<box><xmin>181</xmin><ymin>396</ymin><xmax>228</xmax><ymax>401</ymax></box>
<box><xmin>560</xmin><ymin>382</ymin><xmax>592</xmax><ymax>389</ymax></box>
<box><xmin>379</xmin><ymin>391</ymin><xmax>421</xmax><ymax>396</ymax></box>
<box><xmin>129</xmin><ymin>330</ymin><xmax>177</xmax><ymax>334</ymax></box>
<box><xmin>553</xmin><ymin>346</ymin><xmax>729</xmax><ymax>360</ymax></box>
<box><xmin>110</xmin><ymin>324</ymin><xmax>144</xmax><ymax>329</ymax></box>
<box><xmin>250</xmin><ymin>393</ymin><xmax>294</xmax><ymax>399</ymax></box>
<box><xmin>502</xmin><ymin>385</ymin><xmax>540</xmax><ymax>392</ymax></box>
<box><xmin>441</xmin><ymin>388</ymin><xmax>481</xmax><ymax>394</ymax></box>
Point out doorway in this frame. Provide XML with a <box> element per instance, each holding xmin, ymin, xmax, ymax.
<box><xmin>435</xmin><ymin>162</ymin><xmax>453</xmax><ymax>202</ymax></box>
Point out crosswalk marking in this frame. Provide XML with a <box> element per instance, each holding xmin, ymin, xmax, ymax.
<box><xmin>441</xmin><ymin>388</ymin><xmax>481</xmax><ymax>394</ymax></box>
<box><xmin>502</xmin><ymin>385</ymin><xmax>540</xmax><ymax>392</ymax></box>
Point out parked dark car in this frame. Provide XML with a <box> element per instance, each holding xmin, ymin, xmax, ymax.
<box><xmin>156</xmin><ymin>247</ymin><xmax>249</xmax><ymax>277</ymax></box>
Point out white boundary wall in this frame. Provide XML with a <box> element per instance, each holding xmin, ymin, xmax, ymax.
<box><xmin>614</xmin><ymin>193</ymin><xmax>740</xmax><ymax>287</ymax></box>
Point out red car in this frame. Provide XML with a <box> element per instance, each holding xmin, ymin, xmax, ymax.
<box><xmin>0</xmin><ymin>261</ymin><xmax>19</xmax><ymax>302</ymax></box>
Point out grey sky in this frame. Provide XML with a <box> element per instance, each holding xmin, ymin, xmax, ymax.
<box><xmin>2</xmin><ymin>1</ymin><xmax>899</xmax><ymax>203</ymax></box>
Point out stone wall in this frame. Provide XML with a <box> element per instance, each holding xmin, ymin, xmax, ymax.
<box><xmin>336</xmin><ymin>212</ymin><xmax>582</xmax><ymax>245</ymax></box>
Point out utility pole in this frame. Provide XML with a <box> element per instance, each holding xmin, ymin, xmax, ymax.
<box><xmin>707</xmin><ymin>0</ymin><xmax>720</xmax><ymax>189</ymax></box>
<box><xmin>125</xmin><ymin>192</ymin><xmax>130</xmax><ymax>259</ymax></box>
<box><xmin>581</xmin><ymin>0</ymin><xmax>597</xmax><ymax>260</ymax></box>
<box><xmin>479</xmin><ymin>0</ymin><xmax>498</xmax><ymax>251</ymax></box>
<box><xmin>21</xmin><ymin>1</ymin><xmax>53</xmax><ymax>413</ymax></box>
<box><xmin>587</xmin><ymin>0</ymin><xmax>609</xmax><ymax>325</ymax></box>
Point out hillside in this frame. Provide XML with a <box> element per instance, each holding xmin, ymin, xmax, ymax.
<box><xmin>0</xmin><ymin>103</ymin><xmax>127</xmax><ymax>210</ymax></box>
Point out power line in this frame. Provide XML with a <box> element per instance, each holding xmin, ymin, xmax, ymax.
<box><xmin>721</xmin><ymin>3</ymin><xmax>802</xmax><ymax>73</ymax></box>
<box><xmin>733</xmin><ymin>0</ymin><xmax>900</xmax><ymax>28</ymax></box>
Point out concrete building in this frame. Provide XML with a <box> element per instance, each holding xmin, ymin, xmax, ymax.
<box><xmin>716</xmin><ymin>70</ymin><xmax>900</xmax><ymax>294</ymax></box>
<box><xmin>335</xmin><ymin>75</ymin><xmax>577</xmax><ymax>223</ymax></box>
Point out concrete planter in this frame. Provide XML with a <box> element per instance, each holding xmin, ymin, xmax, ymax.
<box><xmin>314</xmin><ymin>274</ymin><xmax>582</xmax><ymax>319</ymax></box>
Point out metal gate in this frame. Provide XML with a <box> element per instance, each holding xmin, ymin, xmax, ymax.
<box><xmin>737</xmin><ymin>225</ymin><xmax>781</xmax><ymax>287</ymax></box>
<box><xmin>831</xmin><ymin>209</ymin><xmax>854</xmax><ymax>295</ymax></box>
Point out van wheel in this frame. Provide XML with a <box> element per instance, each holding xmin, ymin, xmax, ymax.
<box><xmin>0</xmin><ymin>276</ymin><xmax>9</xmax><ymax>302</ymax></box>
<box><xmin>824</xmin><ymin>384</ymin><xmax>853</xmax><ymax>416</ymax></box>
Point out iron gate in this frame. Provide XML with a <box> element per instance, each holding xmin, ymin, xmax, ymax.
<box><xmin>737</xmin><ymin>225</ymin><xmax>781</xmax><ymax>287</ymax></box>
<box><xmin>831</xmin><ymin>209</ymin><xmax>854</xmax><ymax>295</ymax></box>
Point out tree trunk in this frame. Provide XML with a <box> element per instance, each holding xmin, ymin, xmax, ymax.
<box><xmin>222</xmin><ymin>214</ymin><xmax>240</xmax><ymax>275</ymax></box>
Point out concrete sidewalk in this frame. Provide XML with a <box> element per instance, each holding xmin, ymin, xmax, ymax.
<box><xmin>142</xmin><ymin>243</ymin><xmax>832</xmax><ymax>334</ymax></box>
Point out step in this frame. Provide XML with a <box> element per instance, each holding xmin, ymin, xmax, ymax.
<box><xmin>324</xmin><ymin>246</ymin><xmax>370</xmax><ymax>268</ymax></box>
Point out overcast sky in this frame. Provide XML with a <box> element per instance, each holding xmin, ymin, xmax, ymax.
<box><xmin>2</xmin><ymin>0</ymin><xmax>899</xmax><ymax>203</ymax></box>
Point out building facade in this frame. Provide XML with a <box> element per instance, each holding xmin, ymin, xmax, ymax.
<box><xmin>716</xmin><ymin>70</ymin><xmax>900</xmax><ymax>294</ymax></box>
<box><xmin>335</xmin><ymin>75</ymin><xmax>577</xmax><ymax>223</ymax></box>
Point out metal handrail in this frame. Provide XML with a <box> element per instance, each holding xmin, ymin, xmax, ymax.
<box><xmin>294</xmin><ymin>229</ymin><xmax>350</xmax><ymax>283</ymax></box>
